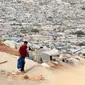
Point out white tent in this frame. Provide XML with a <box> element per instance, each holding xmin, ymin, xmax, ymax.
<box><xmin>32</xmin><ymin>44</ymin><xmax>40</xmax><ymax>49</ymax></box>
<box><xmin>29</xmin><ymin>48</ymin><xmax>60</xmax><ymax>62</ymax></box>
<box><xmin>4</xmin><ymin>40</ymin><xmax>16</xmax><ymax>48</ymax></box>
<box><xmin>70</xmin><ymin>48</ymin><xmax>82</xmax><ymax>54</ymax></box>
<box><xmin>43</xmin><ymin>48</ymin><xmax>59</xmax><ymax>56</ymax></box>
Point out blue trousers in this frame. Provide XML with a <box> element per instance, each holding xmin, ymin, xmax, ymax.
<box><xmin>17</xmin><ymin>57</ymin><xmax>25</xmax><ymax>71</ymax></box>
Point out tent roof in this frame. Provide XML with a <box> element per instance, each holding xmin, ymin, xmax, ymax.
<box><xmin>43</xmin><ymin>48</ymin><xmax>59</xmax><ymax>56</ymax></box>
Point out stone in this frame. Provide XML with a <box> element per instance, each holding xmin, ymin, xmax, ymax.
<box><xmin>23</xmin><ymin>75</ymin><xmax>29</xmax><ymax>79</ymax></box>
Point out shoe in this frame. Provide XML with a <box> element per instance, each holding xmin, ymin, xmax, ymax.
<box><xmin>16</xmin><ymin>69</ymin><xmax>22</xmax><ymax>74</ymax></box>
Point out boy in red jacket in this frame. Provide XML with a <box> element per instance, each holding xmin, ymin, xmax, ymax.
<box><xmin>17</xmin><ymin>41</ymin><xmax>28</xmax><ymax>72</ymax></box>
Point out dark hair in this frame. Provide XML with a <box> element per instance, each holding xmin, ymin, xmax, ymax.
<box><xmin>24</xmin><ymin>41</ymin><xmax>28</xmax><ymax>44</ymax></box>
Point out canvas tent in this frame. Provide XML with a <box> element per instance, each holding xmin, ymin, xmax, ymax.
<box><xmin>4</xmin><ymin>40</ymin><xmax>16</xmax><ymax>49</ymax></box>
<box><xmin>43</xmin><ymin>48</ymin><xmax>59</xmax><ymax>56</ymax></box>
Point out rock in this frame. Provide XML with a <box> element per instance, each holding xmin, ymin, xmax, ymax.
<box><xmin>23</xmin><ymin>75</ymin><xmax>29</xmax><ymax>79</ymax></box>
<box><xmin>41</xmin><ymin>63</ymin><xmax>50</xmax><ymax>68</ymax></box>
<box><xmin>4</xmin><ymin>72</ymin><xmax>11</xmax><ymax>76</ymax></box>
<box><xmin>29</xmin><ymin>75</ymin><xmax>44</xmax><ymax>81</ymax></box>
<box><xmin>0</xmin><ymin>70</ymin><xmax>6</xmax><ymax>75</ymax></box>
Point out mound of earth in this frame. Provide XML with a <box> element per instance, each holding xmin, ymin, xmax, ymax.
<box><xmin>0</xmin><ymin>41</ymin><xmax>19</xmax><ymax>56</ymax></box>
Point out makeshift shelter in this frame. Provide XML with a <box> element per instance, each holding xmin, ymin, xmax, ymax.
<box><xmin>43</xmin><ymin>48</ymin><xmax>59</xmax><ymax>56</ymax></box>
<box><xmin>4</xmin><ymin>40</ymin><xmax>16</xmax><ymax>49</ymax></box>
<box><xmin>30</xmin><ymin>48</ymin><xmax>60</xmax><ymax>63</ymax></box>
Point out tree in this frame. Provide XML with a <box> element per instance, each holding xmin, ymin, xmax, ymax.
<box><xmin>74</xmin><ymin>31</ymin><xmax>85</xmax><ymax>37</ymax></box>
<box><xmin>31</xmin><ymin>29</ymin><xmax>39</xmax><ymax>33</ymax></box>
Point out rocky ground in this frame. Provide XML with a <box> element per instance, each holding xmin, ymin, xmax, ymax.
<box><xmin>0</xmin><ymin>56</ymin><xmax>85</xmax><ymax>85</ymax></box>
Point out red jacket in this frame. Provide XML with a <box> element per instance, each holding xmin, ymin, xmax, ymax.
<box><xmin>19</xmin><ymin>45</ymin><xmax>27</xmax><ymax>57</ymax></box>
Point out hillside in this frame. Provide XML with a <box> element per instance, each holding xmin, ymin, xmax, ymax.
<box><xmin>0</xmin><ymin>41</ymin><xmax>19</xmax><ymax>56</ymax></box>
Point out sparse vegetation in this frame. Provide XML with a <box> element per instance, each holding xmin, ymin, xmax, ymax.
<box><xmin>71</xmin><ymin>31</ymin><xmax>85</xmax><ymax>37</ymax></box>
<box><xmin>75</xmin><ymin>31</ymin><xmax>85</xmax><ymax>37</ymax></box>
<box><xmin>31</xmin><ymin>29</ymin><xmax>39</xmax><ymax>33</ymax></box>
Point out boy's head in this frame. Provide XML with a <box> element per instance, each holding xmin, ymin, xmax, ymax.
<box><xmin>24</xmin><ymin>41</ymin><xmax>28</xmax><ymax>46</ymax></box>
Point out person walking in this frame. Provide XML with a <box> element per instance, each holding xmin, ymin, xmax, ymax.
<box><xmin>17</xmin><ymin>41</ymin><xmax>28</xmax><ymax>72</ymax></box>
